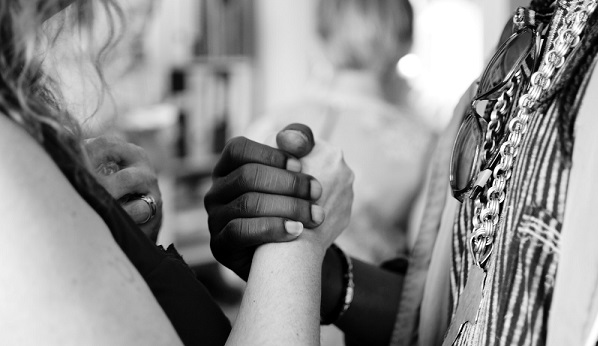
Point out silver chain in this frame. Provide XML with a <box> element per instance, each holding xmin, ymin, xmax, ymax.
<box><xmin>470</xmin><ymin>0</ymin><xmax>597</xmax><ymax>267</ymax></box>
<box><xmin>483</xmin><ymin>79</ymin><xmax>519</xmax><ymax>166</ymax></box>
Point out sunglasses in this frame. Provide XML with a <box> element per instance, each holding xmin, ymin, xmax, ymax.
<box><xmin>450</xmin><ymin>19</ymin><xmax>540</xmax><ymax>202</ymax></box>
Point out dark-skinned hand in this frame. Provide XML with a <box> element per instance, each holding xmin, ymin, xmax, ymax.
<box><xmin>204</xmin><ymin>124</ymin><xmax>324</xmax><ymax>280</ymax></box>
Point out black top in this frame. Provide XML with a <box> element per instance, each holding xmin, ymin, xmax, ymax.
<box><xmin>41</xmin><ymin>126</ymin><xmax>231</xmax><ymax>345</ymax></box>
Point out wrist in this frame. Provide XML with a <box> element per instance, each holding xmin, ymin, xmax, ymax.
<box><xmin>255</xmin><ymin>234</ymin><xmax>326</xmax><ymax>266</ymax></box>
<box><xmin>295</xmin><ymin>231</ymin><xmax>329</xmax><ymax>260</ymax></box>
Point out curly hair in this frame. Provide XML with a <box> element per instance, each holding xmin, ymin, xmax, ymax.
<box><xmin>0</xmin><ymin>0</ymin><xmax>121</xmax><ymax>157</ymax></box>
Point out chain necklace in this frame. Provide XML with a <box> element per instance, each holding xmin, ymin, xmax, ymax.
<box><xmin>442</xmin><ymin>3</ymin><xmax>596</xmax><ymax>344</ymax></box>
<box><xmin>469</xmin><ymin>0</ymin><xmax>597</xmax><ymax>267</ymax></box>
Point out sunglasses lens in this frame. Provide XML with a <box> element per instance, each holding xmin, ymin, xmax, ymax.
<box><xmin>478</xmin><ymin>28</ymin><xmax>535</xmax><ymax>98</ymax></box>
<box><xmin>450</xmin><ymin>113</ymin><xmax>484</xmax><ymax>196</ymax></box>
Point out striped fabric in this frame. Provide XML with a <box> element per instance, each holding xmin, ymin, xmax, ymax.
<box><xmin>389</xmin><ymin>4</ymin><xmax>598</xmax><ymax>345</ymax></box>
<box><xmin>450</xmin><ymin>100</ymin><xmax>568</xmax><ymax>346</ymax></box>
<box><xmin>448</xmin><ymin>7</ymin><xmax>598</xmax><ymax>345</ymax></box>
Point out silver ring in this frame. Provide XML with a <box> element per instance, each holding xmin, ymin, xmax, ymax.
<box><xmin>138</xmin><ymin>195</ymin><xmax>157</xmax><ymax>224</ymax></box>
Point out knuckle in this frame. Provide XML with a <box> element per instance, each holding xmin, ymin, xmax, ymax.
<box><xmin>241</xmin><ymin>219</ymin><xmax>266</xmax><ymax>242</ymax></box>
<box><xmin>237</xmin><ymin>219</ymin><xmax>251</xmax><ymax>237</ymax></box>
<box><xmin>240</xmin><ymin>192</ymin><xmax>269</xmax><ymax>215</ymax></box>
<box><xmin>237</xmin><ymin>193</ymin><xmax>254</xmax><ymax>214</ymax></box>
<box><xmin>207</xmin><ymin>214</ymin><xmax>226</xmax><ymax>235</ymax></box>
<box><xmin>253</xmin><ymin>194</ymin><xmax>266</xmax><ymax>214</ymax></box>
<box><xmin>237</xmin><ymin>164</ymin><xmax>258</xmax><ymax>190</ymax></box>
<box><xmin>290</xmin><ymin>175</ymin><xmax>301</xmax><ymax>195</ymax></box>
<box><xmin>116</xmin><ymin>169</ymin><xmax>136</xmax><ymax>187</ymax></box>
<box><xmin>226</xmin><ymin>136</ymin><xmax>244</xmax><ymax>148</ymax></box>
<box><xmin>204</xmin><ymin>191</ymin><xmax>217</xmax><ymax>211</ymax></box>
<box><xmin>226</xmin><ymin>137</ymin><xmax>248</xmax><ymax>158</ymax></box>
<box><xmin>220</xmin><ymin>221</ymin><xmax>237</xmax><ymax>243</ymax></box>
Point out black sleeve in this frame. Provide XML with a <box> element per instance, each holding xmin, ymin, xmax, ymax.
<box><xmin>146</xmin><ymin>246</ymin><xmax>231</xmax><ymax>346</ymax></box>
<box><xmin>380</xmin><ymin>256</ymin><xmax>409</xmax><ymax>275</ymax></box>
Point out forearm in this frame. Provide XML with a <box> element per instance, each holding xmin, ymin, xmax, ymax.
<box><xmin>227</xmin><ymin>234</ymin><xmax>325</xmax><ymax>346</ymax></box>
<box><xmin>321</xmin><ymin>248</ymin><xmax>404</xmax><ymax>345</ymax></box>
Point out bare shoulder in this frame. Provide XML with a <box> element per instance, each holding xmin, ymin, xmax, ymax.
<box><xmin>0</xmin><ymin>114</ymin><xmax>53</xmax><ymax>177</ymax></box>
<box><xmin>0</xmin><ymin>114</ymin><xmax>98</xmax><ymax>241</ymax></box>
<box><xmin>0</xmin><ymin>115</ymin><xmax>181</xmax><ymax>345</ymax></box>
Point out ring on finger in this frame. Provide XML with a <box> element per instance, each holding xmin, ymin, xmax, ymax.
<box><xmin>138</xmin><ymin>194</ymin><xmax>157</xmax><ymax>224</ymax></box>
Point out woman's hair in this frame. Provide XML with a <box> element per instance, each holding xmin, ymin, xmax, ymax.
<box><xmin>316</xmin><ymin>0</ymin><xmax>413</xmax><ymax>75</ymax></box>
<box><xmin>0</xmin><ymin>0</ymin><xmax>121</xmax><ymax>156</ymax></box>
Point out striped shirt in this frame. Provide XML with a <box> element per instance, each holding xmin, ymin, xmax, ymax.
<box><xmin>391</xmin><ymin>3</ymin><xmax>598</xmax><ymax>345</ymax></box>
<box><xmin>451</xmin><ymin>99</ymin><xmax>568</xmax><ymax>345</ymax></box>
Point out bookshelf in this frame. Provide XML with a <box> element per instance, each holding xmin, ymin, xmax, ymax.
<box><xmin>166</xmin><ymin>0</ymin><xmax>256</xmax><ymax>266</ymax></box>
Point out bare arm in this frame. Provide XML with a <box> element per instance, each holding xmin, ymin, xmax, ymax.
<box><xmin>226</xmin><ymin>138</ymin><xmax>354</xmax><ymax>346</ymax></box>
<box><xmin>207</xmin><ymin>125</ymin><xmax>403</xmax><ymax>345</ymax></box>
<box><xmin>227</xmin><ymin>237</ymin><xmax>325</xmax><ymax>346</ymax></box>
<box><xmin>0</xmin><ymin>116</ymin><xmax>182</xmax><ymax>345</ymax></box>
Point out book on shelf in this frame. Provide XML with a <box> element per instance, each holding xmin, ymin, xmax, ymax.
<box><xmin>195</xmin><ymin>0</ymin><xmax>255</xmax><ymax>57</ymax></box>
<box><xmin>184</xmin><ymin>61</ymin><xmax>253</xmax><ymax>159</ymax></box>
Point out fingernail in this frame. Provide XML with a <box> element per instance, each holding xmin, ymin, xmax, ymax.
<box><xmin>277</xmin><ymin>126</ymin><xmax>315</xmax><ymax>158</ymax></box>
<box><xmin>311</xmin><ymin>205</ymin><xmax>325</xmax><ymax>224</ymax></box>
<box><xmin>285</xmin><ymin>221</ymin><xmax>304</xmax><ymax>236</ymax></box>
<box><xmin>280</xmin><ymin>130</ymin><xmax>309</xmax><ymax>152</ymax></box>
<box><xmin>310</xmin><ymin>180</ymin><xmax>322</xmax><ymax>200</ymax></box>
<box><xmin>286</xmin><ymin>158</ymin><xmax>302</xmax><ymax>172</ymax></box>
<box><xmin>283</xmin><ymin>129</ymin><xmax>309</xmax><ymax>141</ymax></box>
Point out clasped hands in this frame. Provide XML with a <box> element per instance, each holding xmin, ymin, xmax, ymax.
<box><xmin>204</xmin><ymin>124</ymin><xmax>354</xmax><ymax>280</ymax></box>
<box><xmin>84</xmin><ymin>124</ymin><xmax>354</xmax><ymax>283</ymax></box>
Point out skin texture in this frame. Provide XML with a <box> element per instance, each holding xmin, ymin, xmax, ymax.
<box><xmin>207</xmin><ymin>124</ymin><xmax>405</xmax><ymax>345</ymax></box>
<box><xmin>84</xmin><ymin>135</ymin><xmax>163</xmax><ymax>242</ymax></box>
<box><xmin>225</xmin><ymin>125</ymin><xmax>354</xmax><ymax>345</ymax></box>
<box><xmin>205</xmin><ymin>127</ymin><xmax>325</xmax><ymax>281</ymax></box>
<box><xmin>275</xmin><ymin>123</ymin><xmax>316</xmax><ymax>158</ymax></box>
<box><xmin>0</xmin><ymin>114</ymin><xmax>183</xmax><ymax>345</ymax></box>
<box><xmin>19</xmin><ymin>1</ymin><xmax>360</xmax><ymax>344</ymax></box>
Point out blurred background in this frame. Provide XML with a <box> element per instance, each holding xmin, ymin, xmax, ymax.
<box><xmin>52</xmin><ymin>0</ymin><xmax>528</xmax><ymax>344</ymax></box>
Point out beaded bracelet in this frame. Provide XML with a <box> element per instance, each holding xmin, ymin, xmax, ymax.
<box><xmin>321</xmin><ymin>244</ymin><xmax>354</xmax><ymax>325</ymax></box>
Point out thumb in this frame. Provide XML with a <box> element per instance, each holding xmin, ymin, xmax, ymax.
<box><xmin>276</xmin><ymin>123</ymin><xmax>316</xmax><ymax>158</ymax></box>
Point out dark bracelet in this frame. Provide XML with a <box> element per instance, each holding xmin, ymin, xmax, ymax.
<box><xmin>321</xmin><ymin>244</ymin><xmax>354</xmax><ymax>325</ymax></box>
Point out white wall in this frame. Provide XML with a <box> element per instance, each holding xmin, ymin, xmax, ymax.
<box><xmin>254</xmin><ymin>0</ymin><xmax>318</xmax><ymax>115</ymax></box>
<box><xmin>482</xmin><ymin>0</ymin><xmax>510</xmax><ymax>56</ymax></box>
